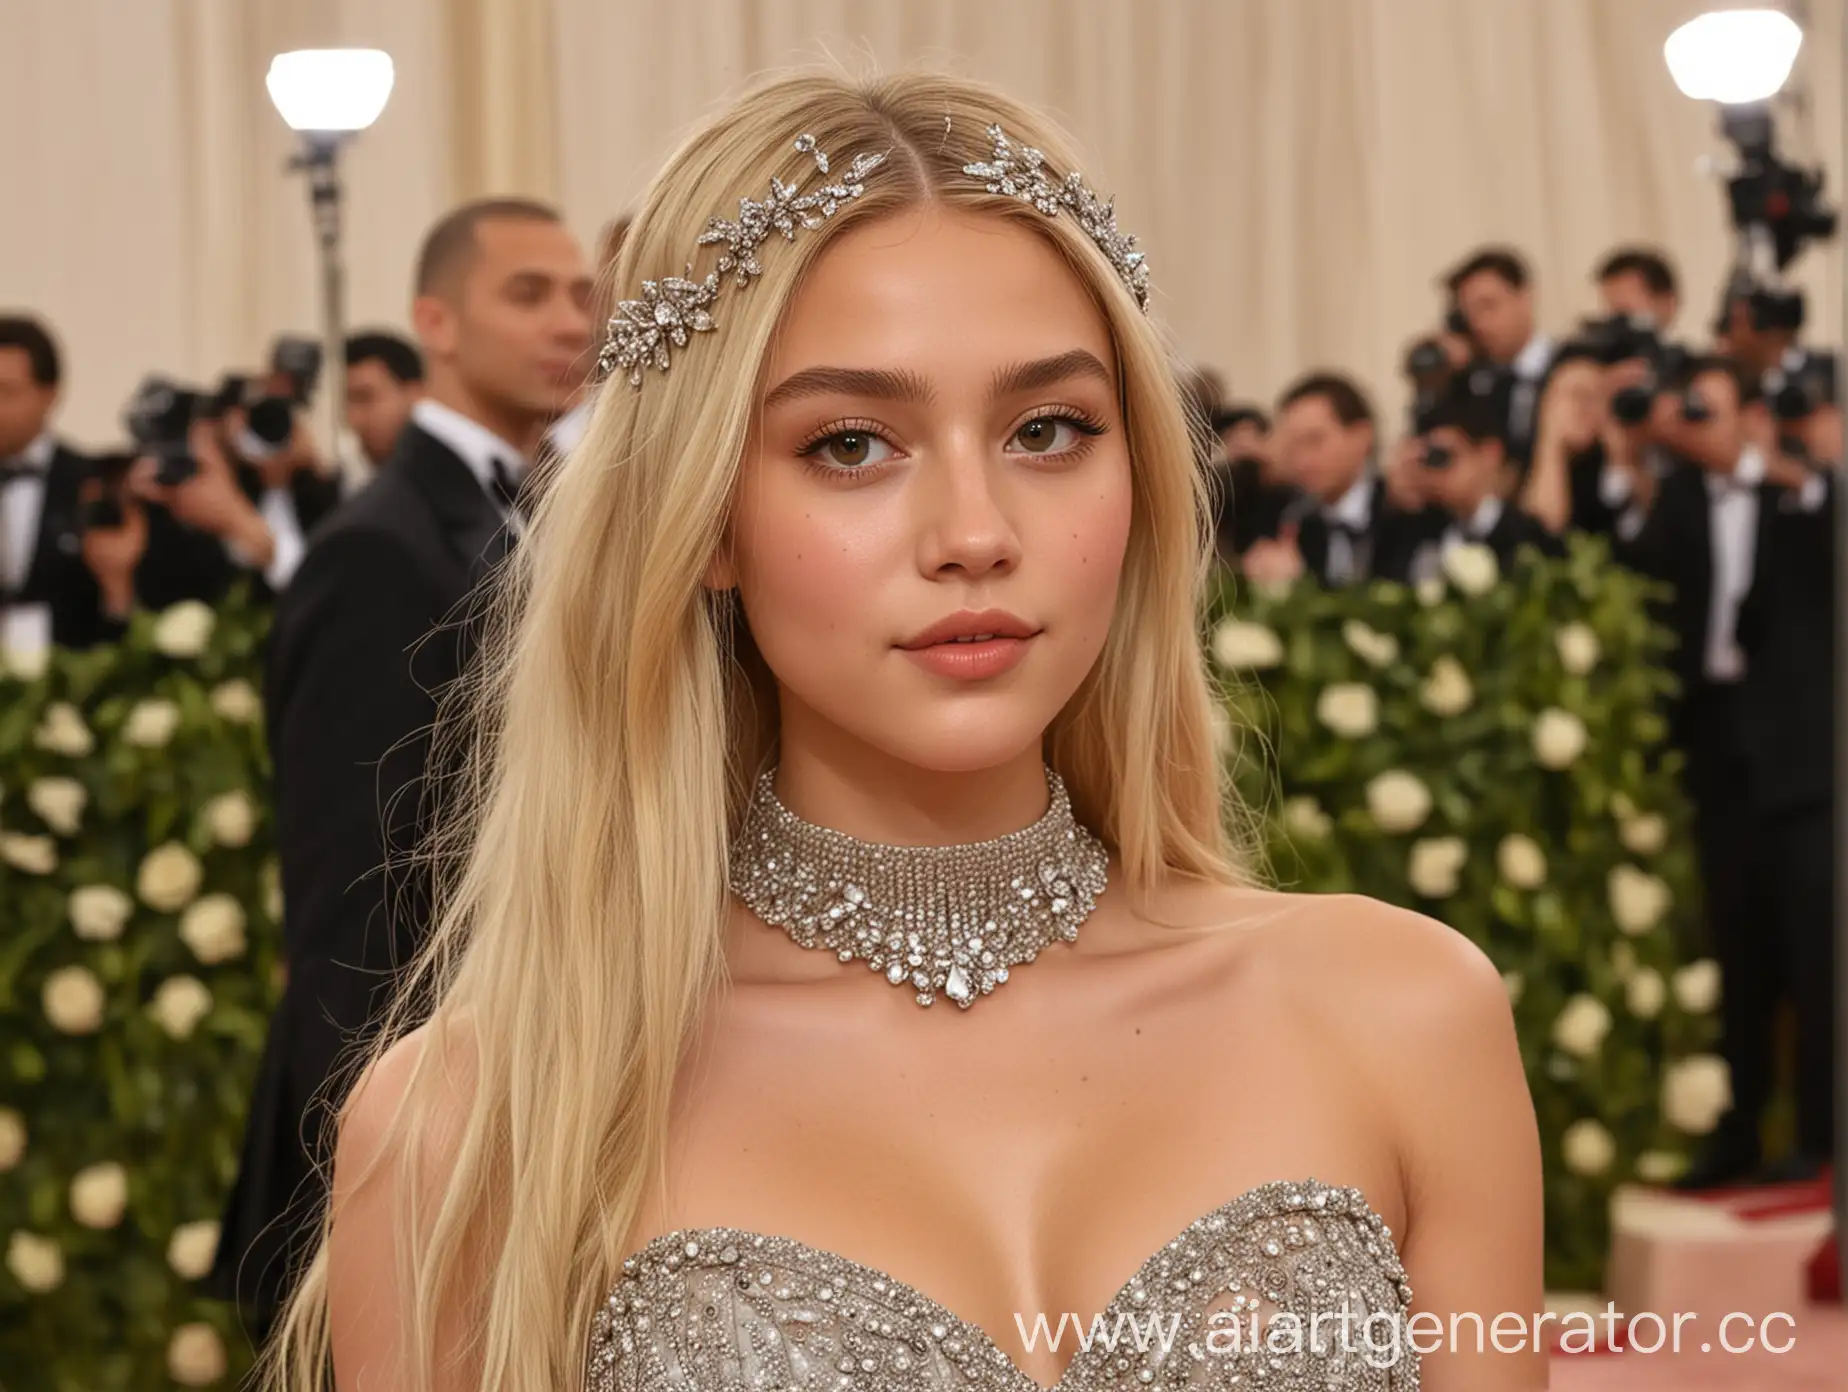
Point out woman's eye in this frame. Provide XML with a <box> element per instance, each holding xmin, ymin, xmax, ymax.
<box><xmin>1010</xmin><ymin>417</ymin><xmax>1087</xmax><ymax>455</ymax></box>
<box><xmin>810</xmin><ymin>431</ymin><xmax>897</xmax><ymax>470</ymax></box>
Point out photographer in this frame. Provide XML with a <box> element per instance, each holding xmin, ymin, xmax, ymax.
<box><xmin>1402</xmin><ymin>375</ymin><xmax>1563</xmax><ymax>578</ymax></box>
<box><xmin>1443</xmin><ymin>246</ymin><xmax>1556</xmax><ymax>469</ymax></box>
<box><xmin>1727</xmin><ymin>357</ymin><xmax>1839</xmax><ymax>1183</ymax></box>
<box><xmin>1210</xmin><ymin>404</ymin><xmax>1298</xmax><ymax>562</ymax></box>
<box><xmin>1241</xmin><ymin>372</ymin><xmax>1437</xmax><ymax>587</ymax></box>
<box><xmin>1595</xmin><ymin>246</ymin><xmax>1680</xmax><ymax>329</ymax></box>
<box><xmin>344</xmin><ymin>331</ymin><xmax>424</xmax><ymax>470</ymax></box>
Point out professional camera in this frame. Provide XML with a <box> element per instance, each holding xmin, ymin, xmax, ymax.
<box><xmin>123</xmin><ymin>376</ymin><xmax>204</xmax><ymax>487</ymax></box>
<box><xmin>1578</xmin><ymin>312</ymin><xmax>1701</xmax><ymax>425</ymax></box>
<box><xmin>268</xmin><ymin>335</ymin><xmax>323</xmax><ymax>406</ymax></box>
<box><xmin>1763</xmin><ymin>348</ymin><xmax>1838</xmax><ymax>469</ymax></box>
<box><xmin>79</xmin><ymin>452</ymin><xmax>136</xmax><ymax>530</ymax></box>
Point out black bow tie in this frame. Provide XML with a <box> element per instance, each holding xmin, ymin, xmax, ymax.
<box><xmin>487</xmin><ymin>456</ymin><xmax>526</xmax><ymax>518</ymax></box>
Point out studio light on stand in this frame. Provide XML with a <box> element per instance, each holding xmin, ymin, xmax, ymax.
<box><xmin>265</xmin><ymin>48</ymin><xmax>395</xmax><ymax>486</ymax></box>
<box><xmin>1667</xmin><ymin>4</ymin><xmax>1847</xmax><ymax>1299</ymax></box>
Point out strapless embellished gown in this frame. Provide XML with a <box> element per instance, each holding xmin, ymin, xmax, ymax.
<box><xmin>585</xmin><ymin>1177</ymin><xmax>1418</xmax><ymax>1390</ymax></box>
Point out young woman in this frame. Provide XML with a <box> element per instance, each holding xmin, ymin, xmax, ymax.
<box><xmin>265</xmin><ymin>68</ymin><xmax>1544</xmax><ymax>1392</ymax></box>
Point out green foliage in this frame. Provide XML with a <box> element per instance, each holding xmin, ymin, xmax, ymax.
<box><xmin>0</xmin><ymin>590</ymin><xmax>276</xmax><ymax>1389</ymax></box>
<box><xmin>1208</xmin><ymin>537</ymin><xmax>1722</xmax><ymax>1291</ymax></box>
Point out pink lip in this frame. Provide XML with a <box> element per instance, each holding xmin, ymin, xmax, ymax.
<box><xmin>899</xmin><ymin>635</ymin><xmax>1036</xmax><ymax>680</ymax></box>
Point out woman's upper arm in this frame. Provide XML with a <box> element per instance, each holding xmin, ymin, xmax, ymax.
<box><xmin>328</xmin><ymin>1023</ymin><xmax>481</xmax><ymax>1392</ymax></box>
<box><xmin>1379</xmin><ymin>913</ymin><xmax>1548</xmax><ymax>1389</ymax></box>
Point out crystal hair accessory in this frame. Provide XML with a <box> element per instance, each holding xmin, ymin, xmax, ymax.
<box><xmin>962</xmin><ymin>123</ymin><xmax>1151</xmax><ymax>312</ymax></box>
<box><xmin>595</xmin><ymin>134</ymin><xmax>888</xmax><ymax>386</ymax></box>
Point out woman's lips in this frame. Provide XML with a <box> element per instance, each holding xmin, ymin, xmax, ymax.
<box><xmin>897</xmin><ymin>635</ymin><xmax>1037</xmax><ymax>679</ymax></box>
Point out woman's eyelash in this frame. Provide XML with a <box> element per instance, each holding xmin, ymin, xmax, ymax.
<box><xmin>795</xmin><ymin>418</ymin><xmax>887</xmax><ymax>457</ymax></box>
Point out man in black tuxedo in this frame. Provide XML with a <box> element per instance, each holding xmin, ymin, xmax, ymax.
<box><xmin>1444</xmin><ymin>247</ymin><xmax>1556</xmax><ymax>472</ymax></box>
<box><xmin>1611</xmin><ymin>357</ymin><xmax>1825</xmax><ymax>1186</ymax></box>
<box><xmin>1240</xmin><ymin>372</ymin><xmax>1440</xmax><ymax>587</ymax></box>
<box><xmin>210</xmin><ymin>198</ymin><xmax>594</xmax><ymax>1322</ymax></box>
<box><xmin>1209</xmin><ymin>405</ymin><xmax>1300</xmax><ymax>563</ymax></box>
<box><xmin>1401</xmin><ymin>374</ymin><xmax>1563</xmax><ymax>579</ymax></box>
<box><xmin>1519</xmin><ymin>342</ymin><xmax>1637</xmax><ymax>541</ymax></box>
<box><xmin>0</xmin><ymin>317</ymin><xmax>280</xmax><ymax>649</ymax></box>
<box><xmin>1729</xmin><ymin>399</ymin><xmax>1838</xmax><ymax>1183</ymax></box>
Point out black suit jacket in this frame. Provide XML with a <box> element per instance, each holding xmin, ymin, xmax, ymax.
<box><xmin>1296</xmin><ymin>478</ymin><xmax>1445</xmax><ymax>586</ymax></box>
<box><xmin>1478</xmin><ymin>501</ymin><xmax>1566</xmax><ymax>568</ymax></box>
<box><xmin>6</xmin><ymin>443</ymin><xmax>120</xmax><ymax>649</ymax></box>
<box><xmin>1736</xmin><ymin>476</ymin><xmax>1835</xmax><ymax>814</ymax></box>
<box><xmin>1614</xmin><ymin>462</ymin><xmax>1717</xmax><ymax>704</ymax></box>
<box><xmin>210</xmin><ymin>423</ymin><xmax>514</xmax><ymax>1311</ymax></box>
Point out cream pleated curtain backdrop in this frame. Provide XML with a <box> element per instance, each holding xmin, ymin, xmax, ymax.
<box><xmin>2</xmin><ymin>0</ymin><xmax>1841</xmax><ymax>444</ymax></box>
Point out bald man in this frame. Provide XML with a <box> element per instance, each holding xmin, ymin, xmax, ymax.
<box><xmin>211</xmin><ymin>198</ymin><xmax>593</xmax><ymax>1324</ymax></box>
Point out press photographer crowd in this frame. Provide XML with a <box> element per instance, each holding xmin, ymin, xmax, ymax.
<box><xmin>1196</xmin><ymin>104</ymin><xmax>1840</xmax><ymax>1200</ymax></box>
<box><xmin>0</xmin><ymin>105</ymin><xmax>1840</xmax><ymax>1342</ymax></box>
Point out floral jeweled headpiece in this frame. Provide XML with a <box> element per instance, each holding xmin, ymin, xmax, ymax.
<box><xmin>594</xmin><ymin>124</ymin><xmax>1151</xmax><ymax>388</ymax></box>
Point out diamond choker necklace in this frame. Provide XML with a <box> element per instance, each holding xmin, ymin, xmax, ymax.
<box><xmin>727</xmin><ymin>763</ymin><xmax>1111</xmax><ymax>1009</ymax></box>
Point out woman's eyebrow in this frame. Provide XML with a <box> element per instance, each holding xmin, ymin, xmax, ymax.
<box><xmin>761</xmin><ymin>349</ymin><xmax>1114</xmax><ymax>411</ymax></box>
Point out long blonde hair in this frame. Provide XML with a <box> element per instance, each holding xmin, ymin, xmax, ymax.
<box><xmin>262</xmin><ymin>64</ymin><xmax>1252</xmax><ymax>1392</ymax></box>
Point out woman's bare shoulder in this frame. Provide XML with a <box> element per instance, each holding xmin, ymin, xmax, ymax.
<box><xmin>334</xmin><ymin>1012</ymin><xmax>481</xmax><ymax>1208</ymax></box>
<box><xmin>1194</xmin><ymin>885</ymin><xmax>1514</xmax><ymax>1050</ymax></box>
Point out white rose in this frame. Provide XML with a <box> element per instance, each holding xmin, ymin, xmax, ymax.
<box><xmin>1552</xmin><ymin>993</ymin><xmax>1613</xmax><ymax>1058</ymax></box>
<box><xmin>1415</xmin><ymin>576</ymin><xmax>1446</xmax><ymax>607</ymax></box>
<box><xmin>1532</xmin><ymin>708</ymin><xmax>1589</xmax><ymax>770</ymax></box>
<box><xmin>1555</xmin><ymin>622</ymin><xmax>1601</xmax><ymax>676</ymax></box>
<box><xmin>1441</xmin><ymin>541</ymin><xmax>1500</xmax><ymax>596</ymax></box>
<box><xmin>1635</xmin><ymin>1150</ymin><xmax>1685</xmax><ymax>1184</ymax></box>
<box><xmin>1315</xmin><ymin>683</ymin><xmax>1378</xmax><ymax>739</ymax></box>
<box><xmin>69</xmin><ymin>885</ymin><xmax>135</xmax><ymax>942</ymax></box>
<box><xmin>69</xmin><ymin>1161</ymin><xmax>129</xmax><ymax>1229</ymax></box>
<box><xmin>149</xmin><ymin>975</ymin><xmax>214</xmax><ymax>1039</ymax></box>
<box><xmin>0</xmin><ymin>832</ymin><xmax>57</xmax><ymax>875</ymax></box>
<box><xmin>1419</xmin><ymin>655</ymin><xmax>1474</xmax><ymax>716</ymax></box>
<box><xmin>1341</xmin><ymin>619</ymin><xmax>1400</xmax><ymax>669</ymax></box>
<box><xmin>137</xmin><ymin>842</ymin><xmax>203</xmax><ymax>912</ymax></box>
<box><xmin>1609</xmin><ymin>864</ymin><xmax>1671</xmax><ymax>936</ymax></box>
<box><xmin>202</xmin><ymin>790</ymin><xmax>257</xmax><ymax>848</ymax></box>
<box><xmin>1610</xmin><ymin>941</ymin><xmax>1639</xmax><ymax>981</ymax></box>
<box><xmin>152</xmin><ymin>600</ymin><xmax>216</xmax><ymax>658</ymax></box>
<box><xmin>1407</xmin><ymin>836</ymin><xmax>1468</xmax><ymax>898</ymax></box>
<box><xmin>0</xmin><ymin>1108</ymin><xmax>25</xmax><ymax>1171</ymax></box>
<box><xmin>1281</xmin><ymin>796</ymin><xmax>1332</xmax><ymax>842</ymax></box>
<box><xmin>179</xmin><ymin>895</ymin><xmax>247</xmax><ymax>965</ymax></box>
<box><xmin>167</xmin><ymin>1322</ymin><xmax>228</xmax><ymax>1387</ymax></box>
<box><xmin>1673</xmin><ymin>959</ymin><xmax>1722</xmax><ymax>1014</ymax></box>
<box><xmin>166</xmin><ymin>1220</ymin><xmax>221</xmax><ymax>1280</ymax></box>
<box><xmin>1619</xmin><ymin>813</ymin><xmax>1668</xmax><ymax>856</ymax></box>
<box><xmin>1365</xmin><ymin>770</ymin><xmax>1431</xmax><ymax>834</ymax></box>
<box><xmin>1625</xmin><ymin>967</ymin><xmax>1667</xmax><ymax>1019</ymax></box>
<box><xmin>32</xmin><ymin>702</ymin><xmax>95</xmax><ymax>757</ymax></box>
<box><xmin>5</xmin><ymin>642</ymin><xmax>49</xmax><ymax>681</ymax></box>
<box><xmin>1561</xmin><ymin>1119</ymin><xmax>1616</xmax><ymax>1176</ymax></box>
<box><xmin>1210</xmin><ymin>619</ymin><xmax>1284</xmax><ymax>670</ymax></box>
<box><xmin>26</xmin><ymin>777</ymin><xmax>86</xmax><ymax>836</ymax></box>
<box><xmin>1496</xmin><ymin>833</ymin><xmax>1547</xmax><ymax>890</ymax></box>
<box><xmin>1662</xmin><ymin>1055</ymin><xmax>1732</xmax><ymax>1135</ymax></box>
<box><xmin>262</xmin><ymin>858</ymin><xmax>283</xmax><ymax>922</ymax></box>
<box><xmin>1502</xmin><ymin>970</ymin><xmax>1525</xmax><ymax>1005</ymax></box>
<box><xmin>209</xmin><ymin>679</ymin><xmax>261</xmax><ymax>723</ymax></box>
<box><xmin>5</xmin><ymin>1231</ymin><xmax>64</xmax><ymax>1292</ymax></box>
<box><xmin>123</xmin><ymin>698</ymin><xmax>182</xmax><ymax>749</ymax></box>
<box><xmin>43</xmin><ymin>965</ymin><xmax>105</xmax><ymax>1034</ymax></box>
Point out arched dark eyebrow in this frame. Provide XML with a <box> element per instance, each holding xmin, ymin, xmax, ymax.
<box><xmin>761</xmin><ymin>349</ymin><xmax>1113</xmax><ymax>411</ymax></box>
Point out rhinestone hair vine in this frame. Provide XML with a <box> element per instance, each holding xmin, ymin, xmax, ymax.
<box><xmin>595</xmin><ymin>134</ymin><xmax>888</xmax><ymax>387</ymax></box>
<box><xmin>962</xmin><ymin>123</ymin><xmax>1151</xmax><ymax>312</ymax></box>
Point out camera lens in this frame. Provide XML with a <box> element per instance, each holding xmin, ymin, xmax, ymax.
<box><xmin>1611</xmin><ymin>386</ymin><xmax>1655</xmax><ymax>425</ymax></box>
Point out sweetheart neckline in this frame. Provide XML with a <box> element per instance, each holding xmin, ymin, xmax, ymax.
<box><xmin>605</xmin><ymin>1176</ymin><xmax>1410</xmax><ymax>1392</ymax></box>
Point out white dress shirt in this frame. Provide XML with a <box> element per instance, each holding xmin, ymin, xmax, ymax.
<box><xmin>1702</xmin><ymin>444</ymin><xmax>1766</xmax><ymax>683</ymax></box>
<box><xmin>1</xmin><ymin>431</ymin><xmax>55</xmax><ymax>594</ymax></box>
<box><xmin>1319</xmin><ymin>471</ymin><xmax>1374</xmax><ymax>584</ymax></box>
<box><xmin>1</xmin><ymin>432</ymin><xmax>58</xmax><ymax>658</ymax></box>
<box><xmin>225</xmin><ymin>481</ymin><xmax>309</xmax><ymax>591</ymax></box>
<box><xmin>1506</xmin><ymin>332</ymin><xmax>1556</xmax><ymax>447</ymax></box>
<box><xmin>411</xmin><ymin>399</ymin><xmax>530</xmax><ymax>538</ymax></box>
<box><xmin>1441</xmin><ymin>494</ymin><xmax>1503</xmax><ymax>556</ymax></box>
<box><xmin>546</xmin><ymin>399</ymin><xmax>591</xmax><ymax>457</ymax></box>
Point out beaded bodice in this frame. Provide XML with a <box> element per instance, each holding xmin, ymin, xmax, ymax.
<box><xmin>585</xmin><ymin>1178</ymin><xmax>1417</xmax><ymax>1391</ymax></box>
